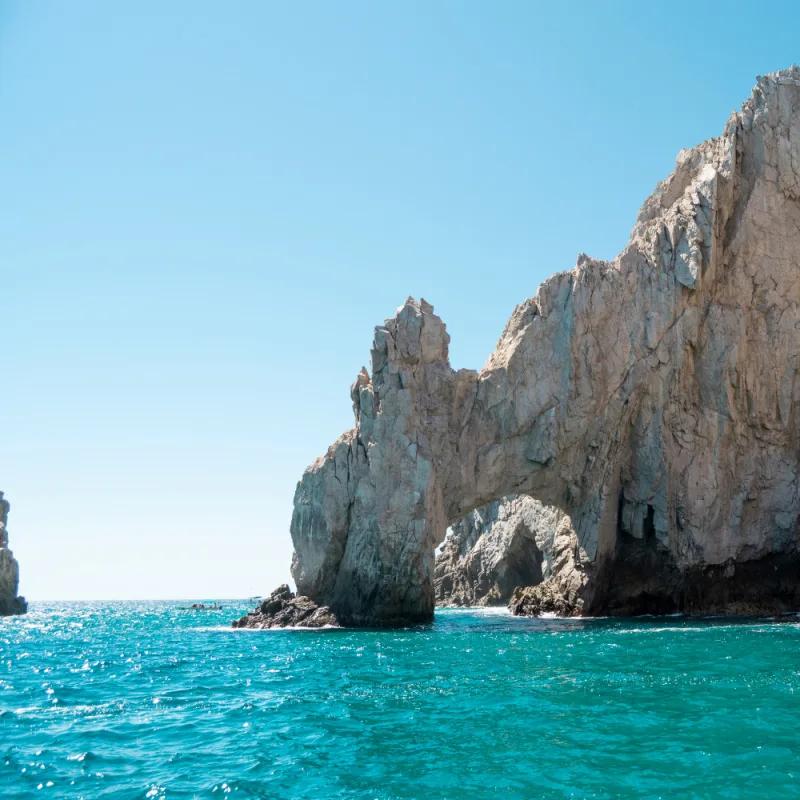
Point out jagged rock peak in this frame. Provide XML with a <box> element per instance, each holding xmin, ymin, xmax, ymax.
<box><xmin>0</xmin><ymin>493</ymin><xmax>27</xmax><ymax>617</ymax></box>
<box><xmin>286</xmin><ymin>68</ymin><xmax>800</xmax><ymax>625</ymax></box>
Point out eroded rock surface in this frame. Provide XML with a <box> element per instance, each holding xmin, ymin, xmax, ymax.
<box><xmin>0</xmin><ymin>493</ymin><xmax>26</xmax><ymax>617</ymax></box>
<box><xmin>434</xmin><ymin>495</ymin><xmax>584</xmax><ymax>607</ymax></box>
<box><xmin>232</xmin><ymin>584</ymin><xmax>340</xmax><ymax>629</ymax></box>
<box><xmin>509</xmin><ymin>580</ymin><xmax>581</xmax><ymax>618</ymax></box>
<box><xmin>289</xmin><ymin>68</ymin><xmax>800</xmax><ymax>624</ymax></box>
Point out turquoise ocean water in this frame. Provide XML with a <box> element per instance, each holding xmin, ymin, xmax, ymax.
<box><xmin>2</xmin><ymin>602</ymin><xmax>799</xmax><ymax>799</ymax></box>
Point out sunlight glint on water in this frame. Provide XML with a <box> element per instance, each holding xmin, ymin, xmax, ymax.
<box><xmin>2</xmin><ymin>602</ymin><xmax>800</xmax><ymax>798</ymax></box>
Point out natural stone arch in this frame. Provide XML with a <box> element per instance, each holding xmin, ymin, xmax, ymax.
<box><xmin>433</xmin><ymin>495</ymin><xmax>568</xmax><ymax>608</ymax></box>
<box><xmin>289</xmin><ymin>69</ymin><xmax>800</xmax><ymax>625</ymax></box>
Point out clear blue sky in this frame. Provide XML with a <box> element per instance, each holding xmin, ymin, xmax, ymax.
<box><xmin>2</xmin><ymin>1</ymin><xmax>798</xmax><ymax>600</ymax></box>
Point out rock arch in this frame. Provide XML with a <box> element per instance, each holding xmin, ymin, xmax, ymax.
<box><xmin>433</xmin><ymin>495</ymin><xmax>569</xmax><ymax>608</ymax></box>
<box><xmin>289</xmin><ymin>69</ymin><xmax>800</xmax><ymax>625</ymax></box>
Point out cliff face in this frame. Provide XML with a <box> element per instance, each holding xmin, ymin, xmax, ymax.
<box><xmin>289</xmin><ymin>68</ymin><xmax>800</xmax><ymax>624</ymax></box>
<box><xmin>0</xmin><ymin>493</ymin><xmax>26</xmax><ymax>617</ymax></box>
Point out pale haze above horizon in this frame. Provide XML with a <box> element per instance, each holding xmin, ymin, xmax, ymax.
<box><xmin>3</xmin><ymin>1</ymin><xmax>800</xmax><ymax>600</ymax></box>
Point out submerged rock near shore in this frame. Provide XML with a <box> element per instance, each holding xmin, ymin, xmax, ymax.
<box><xmin>0</xmin><ymin>493</ymin><xmax>26</xmax><ymax>617</ymax></box>
<box><xmin>232</xmin><ymin>585</ymin><xmax>340</xmax><ymax>629</ymax></box>
<box><xmin>286</xmin><ymin>68</ymin><xmax>800</xmax><ymax>625</ymax></box>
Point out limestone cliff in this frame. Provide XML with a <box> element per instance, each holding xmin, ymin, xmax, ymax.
<box><xmin>0</xmin><ymin>493</ymin><xmax>26</xmax><ymax>616</ymax></box>
<box><xmin>289</xmin><ymin>68</ymin><xmax>800</xmax><ymax>624</ymax></box>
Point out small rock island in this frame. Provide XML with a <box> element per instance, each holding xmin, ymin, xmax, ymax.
<box><xmin>233</xmin><ymin>585</ymin><xmax>339</xmax><ymax>629</ymax></box>
<box><xmin>0</xmin><ymin>493</ymin><xmax>27</xmax><ymax>617</ymax></box>
<box><xmin>239</xmin><ymin>68</ymin><xmax>800</xmax><ymax>629</ymax></box>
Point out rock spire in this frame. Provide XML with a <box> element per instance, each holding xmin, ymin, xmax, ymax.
<box><xmin>0</xmin><ymin>493</ymin><xmax>26</xmax><ymax>616</ymax></box>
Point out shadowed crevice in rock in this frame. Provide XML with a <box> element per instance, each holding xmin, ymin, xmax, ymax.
<box><xmin>600</xmin><ymin>536</ymin><xmax>800</xmax><ymax>617</ymax></box>
<box><xmin>286</xmin><ymin>68</ymin><xmax>800</xmax><ymax>626</ymax></box>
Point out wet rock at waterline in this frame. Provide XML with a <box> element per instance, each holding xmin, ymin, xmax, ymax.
<box><xmin>434</xmin><ymin>495</ymin><xmax>575</xmax><ymax>607</ymax></box>
<box><xmin>232</xmin><ymin>585</ymin><xmax>340</xmax><ymax>629</ymax></box>
<box><xmin>0</xmin><ymin>493</ymin><xmax>26</xmax><ymax>617</ymax></box>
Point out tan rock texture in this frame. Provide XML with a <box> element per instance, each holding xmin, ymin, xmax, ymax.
<box><xmin>0</xmin><ymin>493</ymin><xmax>26</xmax><ymax>616</ymax></box>
<box><xmin>290</xmin><ymin>68</ymin><xmax>800</xmax><ymax>624</ymax></box>
<box><xmin>433</xmin><ymin>495</ymin><xmax>579</xmax><ymax>608</ymax></box>
<box><xmin>509</xmin><ymin>580</ymin><xmax>582</xmax><ymax>618</ymax></box>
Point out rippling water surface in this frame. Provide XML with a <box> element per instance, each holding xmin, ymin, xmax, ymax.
<box><xmin>2</xmin><ymin>602</ymin><xmax>800</xmax><ymax>798</ymax></box>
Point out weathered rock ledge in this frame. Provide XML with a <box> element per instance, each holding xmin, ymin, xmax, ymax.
<box><xmin>0</xmin><ymin>493</ymin><xmax>26</xmax><ymax>617</ymax></box>
<box><xmin>284</xmin><ymin>67</ymin><xmax>800</xmax><ymax>626</ymax></box>
<box><xmin>232</xmin><ymin>585</ymin><xmax>340</xmax><ymax>629</ymax></box>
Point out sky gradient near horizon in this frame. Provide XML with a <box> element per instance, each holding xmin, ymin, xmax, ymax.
<box><xmin>3</xmin><ymin>1</ymin><xmax>800</xmax><ymax>600</ymax></box>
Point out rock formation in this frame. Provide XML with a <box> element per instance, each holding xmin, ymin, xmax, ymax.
<box><xmin>0</xmin><ymin>493</ymin><xmax>26</xmax><ymax>616</ymax></box>
<box><xmin>289</xmin><ymin>68</ymin><xmax>800</xmax><ymax>624</ymax></box>
<box><xmin>232</xmin><ymin>584</ymin><xmax>340</xmax><ymax>629</ymax></box>
<box><xmin>434</xmin><ymin>495</ymin><xmax>572</xmax><ymax>607</ymax></box>
<box><xmin>509</xmin><ymin>581</ymin><xmax>581</xmax><ymax>618</ymax></box>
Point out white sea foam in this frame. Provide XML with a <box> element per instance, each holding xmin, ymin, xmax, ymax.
<box><xmin>437</xmin><ymin>606</ymin><xmax>511</xmax><ymax>616</ymax></box>
<box><xmin>612</xmin><ymin>623</ymin><xmax>778</xmax><ymax>635</ymax></box>
<box><xmin>200</xmin><ymin>624</ymin><xmax>342</xmax><ymax>633</ymax></box>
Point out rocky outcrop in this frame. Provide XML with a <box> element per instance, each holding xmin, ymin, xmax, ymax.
<box><xmin>509</xmin><ymin>580</ymin><xmax>581</xmax><ymax>618</ymax></box>
<box><xmin>232</xmin><ymin>584</ymin><xmax>340</xmax><ymax>629</ymax></box>
<box><xmin>434</xmin><ymin>495</ymin><xmax>582</xmax><ymax>607</ymax></box>
<box><xmin>0</xmin><ymin>493</ymin><xmax>26</xmax><ymax>617</ymax></box>
<box><xmin>288</xmin><ymin>68</ymin><xmax>800</xmax><ymax>624</ymax></box>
